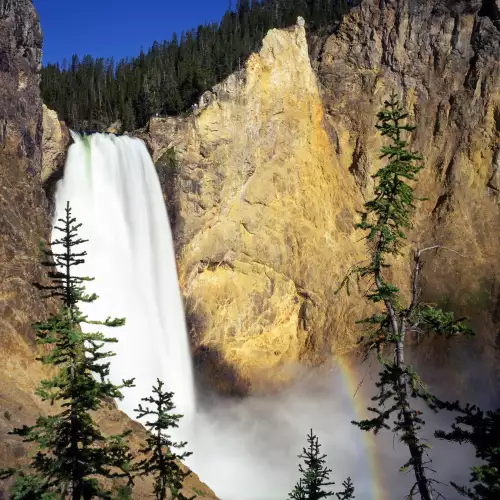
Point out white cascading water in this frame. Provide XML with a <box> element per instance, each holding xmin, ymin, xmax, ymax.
<box><xmin>52</xmin><ymin>132</ymin><xmax>195</xmax><ymax>425</ymax></box>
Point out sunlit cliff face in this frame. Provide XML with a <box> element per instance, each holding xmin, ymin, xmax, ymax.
<box><xmin>140</xmin><ymin>1</ymin><xmax>500</xmax><ymax>398</ymax></box>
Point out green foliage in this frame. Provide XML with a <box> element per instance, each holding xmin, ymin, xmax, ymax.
<box><xmin>289</xmin><ymin>430</ymin><xmax>354</xmax><ymax>500</ymax></box>
<box><xmin>352</xmin><ymin>363</ymin><xmax>435</xmax><ymax>483</ymax></box>
<box><xmin>134</xmin><ymin>379</ymin><xmax>193</xmax><ymax>500</ymax></box>
<box><xmin>165</xmin><ymin>147</ymin><xmax>178</xmax><ymax>171</ymax></box>
<box><xmin>114</xmin><ymin>485</ymin><xmax>134</xmax><ymax>500</ymax></box>
<box><xmin>358</xmin><ymin>110</ymin><xmax>423</xmax><ymax>260</ymax></box>
<box><xmin>415</xmin><ymin>305</ymin><xmax>474</xmax><ymax>338</ymax></box>
<box><xmin>192</xmin><ymin>487</ymin><xmax>207</xmax><ymax>498</ymax></box>
<box><xmin>435</xmin><ymin>403</ymin><xmax>500</xmax><ymax>499</ymax></box>
<box><xmin>337</xmin><ymin>92</ymin><xmax>474</xmax><ymax>500</ymax></box>
<box><xmin>40</xmin><ymin>1</ymin><xmax>358</xmax><ymax>131</ymax></box>
<box><xmin>352</xmin><ymin>92</ymin><xmax>423</xmax><ymax>310</ymax></box>
<box><xmin>9</xmin><ymin>473</ymin><xmax>56</xmax><ymax>500</ymax></box>
<box><xmin>0</xmin><ymin>202</ymin><xmax>134</xmax><ymax>499</ymax></box>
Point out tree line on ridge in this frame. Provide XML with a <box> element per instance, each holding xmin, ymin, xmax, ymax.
<box><xmin>40</xmin><ymin>0</ymin><xmax>357</xmax><ymax>132</ymax></box>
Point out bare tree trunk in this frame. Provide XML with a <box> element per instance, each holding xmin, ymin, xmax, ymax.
<box><xmin>396</xmin><ymin>325</ymin><xmax>434</xmax><ymax>500</ymax></box>
<box><xmin>374</xmin><ymin>238</ymin><xmax>434</xmax><ymax>500</ymax></box>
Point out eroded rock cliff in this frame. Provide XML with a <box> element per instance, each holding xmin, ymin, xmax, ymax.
<box><xmin>311</xmin><ymin>0</ymin><xmax>500</xmax><ymax>388</ymax></box>
<box><xmin>0</xmin><ymin>0</ymin><xmax>52</xmax><ymax>467</ymax></box>
<box><xmin>313</xmin><ymin>0</ymin><xmax>500</xmax><ymax>299</ymax></box>
<box><xmin>143</xmin><ymin>19</ymin><xmax>370</xmax><ymax>394</ymax></box>
<box><xmin>0</xmin><ymin>2</ymin><xmax>215</xmax><ymax>497</ymax></box>
<box><xmin>143</xmin><ymin>1</ymin><xmax>500</xmax><ymax>395</ymax></box>
<box><xmin>41</xmin><ymin>104</ymin><xmax>70</xmax><ymax>184</ymax></box>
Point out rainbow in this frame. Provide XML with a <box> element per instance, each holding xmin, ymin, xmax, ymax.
<box><xmin>337</xmin><ymin>359</ymin><xmax>385</xmax><ymax>500</ymax></box>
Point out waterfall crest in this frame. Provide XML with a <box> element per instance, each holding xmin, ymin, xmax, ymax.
<box><xmin>52</xmin><ymin>132</ymin><xmax>195</xmax><ymax>421</ymax></box>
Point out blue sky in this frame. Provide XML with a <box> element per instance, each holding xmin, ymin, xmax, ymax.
<box><xmin>34</xmin><ymin>0</ymin><xmax>230</xmax><ymax>65</ymax></box>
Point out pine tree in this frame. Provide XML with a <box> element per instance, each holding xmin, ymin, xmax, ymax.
<box><xmin>0</xmin><ymin>472</ymin><xmax>56</xmax><ymax>500</ymax></box>
<box><xmin>289</xmin><ymin>430</ymin><xmax>354</xmax><ymax>500</ymax></box>
<box><xmin>435</xmin><ymin>403</ymin><xmax>500</xmax><ymax>499</ymax></box>
<box><xmin>134</xmin><ymin>379</ymin><xmax>194</xmax><ymax>500</ymax></box>
<box><xmin>0</xmin><ymin>202</ymin><xmax>134</xmax><ymax>499</ymax></box>
<box><xmin>335</xmin><ymin>478</ymin><xmax>355</xmax><ymax>500</ymax></box>
<box><xmin>337</xmin><ymin>92</ymin><xmax>473</xmax><ymax>500</ymax></box>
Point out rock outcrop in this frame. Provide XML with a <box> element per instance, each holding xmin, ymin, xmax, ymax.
<box><xmin>143</xmin><ymin>1</ymin><xmax>500</xmax><ymax>394</ymax></box>
<box><xmin>0</xmin><ymin>2</ymin><xmax>215</xmax><ymax>497</ymax></box>
<box><xmin>41</xmin><ymin>104</ymin><xmax>70</xmax><ymax>184</ymax></box>
<box><xmin>0</xmin><ymin>0</ymin><xmax>52</xmax><ymax>469</ymax></box>
<box><xmin>143</xmin><ymin>19</ymin><xmax>370</xmax><ymax>393</ymax></box>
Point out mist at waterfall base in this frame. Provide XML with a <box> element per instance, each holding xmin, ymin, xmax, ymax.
<box><xmin>189</xmin><ymin>367</ymin><xmax>376</xmax><ymax>499</ymax></box>
<box><xmin>52</xmin><ymin>133</ymin><xmax>478</xmax><ymax>500</ymax></box>
<box><xmin>188</xmin><ymin>362</ymin><xmax>481</xmax><ymax>500</ymax></box>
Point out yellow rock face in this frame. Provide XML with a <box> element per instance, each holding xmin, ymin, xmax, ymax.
<box><xmin>143</xmin><ymin>3</ymin><xmax>500</xmax><ymax>395</ymax></box>
<box><xmin>312</xmin><ymin>0</ymin><xmax>500</xmax><ymax>391</ymax></box>
<box><xmin>144</xmin><ymin>20</ymin><xmax>370</xmax><ymax>392</ymax></box>
<box><xmin>41</xmin><ymin>104</ymin><xmax>70</xmax><ymax>183</ymax></box>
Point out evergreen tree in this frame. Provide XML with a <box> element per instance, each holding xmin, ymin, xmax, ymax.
<box><xmin>134</xmin><ymin>379</ymin><xmax>194</xmax><ymax>500</ymax></box>
<box><xmin>1</xmin><ymin>473</ymin><xmax>56</xmax><ymax>500</ymax></box>
<box><xmin>0</xmin><ymin>202</ymin><xmax>134</xmax><ymax>499</ymax></box>
<box><xmin>335</xmin><ymin>478</ymin><xmax>355</xmax><ymax>500</ymax></box>
<box><xmin>435</xmin><ymin>403</ymin><xmax>500</xmax><ymax>499</ymax></box>
<box><xmin>337</xmin><ymin>92</ymin><xmax>473</xmax><ymax>500</ymax></box>
<box><xmin>289</xmin><ymin>430</ymin><xmax>354</xmax><ymax>500</ymax></box>
<box><xmin>113</xmin><ymin>485</ymin><xmax>134</xmax><ymax>500</ymax></box>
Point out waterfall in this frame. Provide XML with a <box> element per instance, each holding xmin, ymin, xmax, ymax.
<box><xmin>52</xmin><ymin>132</ymin><xmax>195</xmax><ymax>423</ymax></box>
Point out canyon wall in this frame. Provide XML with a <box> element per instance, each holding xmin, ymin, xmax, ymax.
<box><xmin>0</xmin><ymin>0</ymin><xmax>52</xmax><ymax>467</ymax></box>
<box><xmin>143</xmin><ymin>0</ymin><xmax>500</xmax><ymax>394</ymax></box>
<box><xmin>143</xmin><ymin>19</ymin><xmax>370</xmax><ymax>394</ymax></box>
<box><xmin>313</xmin><ymin>0</ymin><xmax>500</xmax><ymax>315</ymax></box>
<box><xmin>0</xmin><ymin>2</ymin><xmax>215</xmax><ymax>497</ymax></box>
<box><xmin>311</xmin><ymin>0</ymin><xmax>500</xmax><ymax>390</ymax></box>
